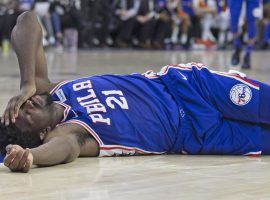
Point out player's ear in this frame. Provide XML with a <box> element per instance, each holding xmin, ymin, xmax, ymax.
<box><xmin>39</xmin><ymin>126</ymin><xmax>51</xmax><ymax>140</ymax></box>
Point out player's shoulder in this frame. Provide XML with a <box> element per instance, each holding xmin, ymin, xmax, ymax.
<box><xmin>49</xmin><ymin>80</ymin><xmax>72</xmax><ymax>95</ymax></box>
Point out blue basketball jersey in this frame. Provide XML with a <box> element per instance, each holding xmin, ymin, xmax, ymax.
<box><xmin>50</xmin><ymin>73</ymin><xmax>181</xmax><ymax>156</ymax></box>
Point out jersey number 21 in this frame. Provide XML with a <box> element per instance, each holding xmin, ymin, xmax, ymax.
<box><xmin>102</xmin><ymin>90</ymin><xmax>129</xmax><ymax>110</ymax></box>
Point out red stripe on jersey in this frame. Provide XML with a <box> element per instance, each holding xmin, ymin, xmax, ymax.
<box><xmin>244</xmin><ymin>151</ymin><xmax>262</xmax><ymax>156</ymax></box>
<box><xmin>49</xmin><ymin>80</ymin><xmax>70</xmax><ymax>94</ymax></box>
<box><xmin>214</xmin><ymin>71</ymin><xmax>260</xmax><ymax>90</ymax></box>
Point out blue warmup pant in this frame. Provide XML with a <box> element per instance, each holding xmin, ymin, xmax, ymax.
<box><xmin>228</xmin><ymin>0</ymin><xmax>260</xmax><ymax>39</ymax></box>
<box><xmin>0</xmin><ymin>154</ymin><xmax>4</xmax><ymax>163</ymax></box>
<box><xmin>51</xmin><ymin>12</ymin><xmax>62</xmax><ymax>34</ymax></box>
<box><xmin>263</xmin><ymin>23</ymin><xmax>270</xmax><ymax>43</ymax></box>
<box><xmin>159</xmin><ymin>64</ymin><xmax>270</xmax><ymax>155</ymax></box>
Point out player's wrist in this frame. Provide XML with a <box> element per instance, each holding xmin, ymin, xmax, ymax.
<box><xmin>29</xmin><ymin>148</ymin><xmax>37</xmax><ymax>165</ymax></box>
<box><xmin>20</xmin><ymin>84</ymin><xmax>36</xmax><ymax>98</ymax></box>
<box><xmin>29</xmin><ymin>151</ymin><xmax>34</xmax><ymax>165</ymax></box>
<box><xmin>20</xmin><ymin>82</ymin><xmax>36</xmax><ymax>91</ymax></box>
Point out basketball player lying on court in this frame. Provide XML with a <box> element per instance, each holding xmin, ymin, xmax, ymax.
<box><xmin>1</xmin><ymin>11</ymin><xmax>270</xmax><ymax>173</ymax></box>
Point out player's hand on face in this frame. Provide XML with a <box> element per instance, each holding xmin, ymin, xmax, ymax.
<box><xmin>4</xmin><ymin>144</ymin><xmax>33</xmax><ymax>173</ymax></box>
<box><xmin>1</xmin><ymin>85</ymin><xmax>36</xmax><ymax>126</ymax></box>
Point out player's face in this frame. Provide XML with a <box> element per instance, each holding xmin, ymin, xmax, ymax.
<box><xmin>15</xmin><ymin>93</ymin><xmax>54</xmax><ymax>133</ymax></box>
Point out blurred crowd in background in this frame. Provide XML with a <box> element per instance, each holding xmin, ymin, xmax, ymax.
<box><xmin>0</xmin><ymin>0</ymin><xmax>270</xmax><ymax>53</ymax></box>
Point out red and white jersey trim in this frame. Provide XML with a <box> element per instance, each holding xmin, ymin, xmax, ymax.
<box><xmin>99</xmin><ymin>145</ymin><xmax>166</xmax><ymax>157</ymax></box>
<box><xmin>142</xmin><ymin>70</ymin><xmax>159</xmax><ymax>79</ymax></box>
<box><xmin>54</xmin><ymin>102</ymin><xmax>71</xmax><ymax>123</ymax></box>
<box><xmin>157</xmin><ymin>63</ymin><xmax>202</xmax><ymax>76</ymax></box>
<box><xmin>212</xmin><ymin>71</ymin><xmax>260</xmax><ymax>90</ymax></box>
<box><xmin>244</xmin><ymin>151</ymin><xmax>262</xmax><ymax>156</ymax></box>
<box><xmin>157</xmin><ymin>62</ymin><xmax>260</xmax><ymax>90</ymax></box>
<box><xmin>49</xmin><ymin>80</ymin><xmax>73</xmax><ymax>95</ymax></box>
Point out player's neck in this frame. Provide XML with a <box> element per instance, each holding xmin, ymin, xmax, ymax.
<box><xmin>51</xmin><ymin>103</ymin><xmax>65</xmax><ymax>128</ymax></box>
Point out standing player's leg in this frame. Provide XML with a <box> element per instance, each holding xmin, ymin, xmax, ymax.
<box><xmin>228</xmin><ymin>0</ymin><xmax>243</xmax><ymax>66</ymax></box>
<box><xmin>243</xmin><ymin>0</ymin><xmax>261</xmax><ymax>69</ymax></box>
<box><xmin>261</xmin><ymin>1</ymin><xmax>270</xmax><ymax>49</ymax></box>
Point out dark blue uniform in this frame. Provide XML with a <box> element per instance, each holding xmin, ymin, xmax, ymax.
<box><xmin>50</xmin><ymin>63</ymin><xmax>270</xmax><ymax>156</ymax></box>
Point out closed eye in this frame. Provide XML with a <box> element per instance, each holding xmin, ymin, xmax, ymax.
<box><xmin>24</xmin><ymin>112</ymin><xmax>33</xmax><ymax>127</ymax></box>
<box><xmin>29</xmin><ymin>99</ymin><xmax>38</xmax><ymax>107</ymax></box>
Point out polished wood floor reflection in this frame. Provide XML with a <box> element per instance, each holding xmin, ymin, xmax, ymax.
<box><xmin>0</xmin><ymin>49</ymin><xmax>270</xmax><ymax>200</ymax></box>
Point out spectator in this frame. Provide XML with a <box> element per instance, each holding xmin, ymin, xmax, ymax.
<box><xmin>0</xmin><ymin>0</ymin><xmax>22</xmax><ymax>55</ymax></box>
<box><xmin>35</xmin><ymin>0</ymin><xmax>55</xmax><ymax>46</ymax></box>
<box><xmin>214</xmin><ymin>0</ymin><xmax>230</xmax><ymax>49</ymax></box>
<box><xmin>134</xmin><ymin>0</ymin><xmax>157</xmax><ymax>48</ymax></box>
<box><xmin>182</xmin><ymin>0</ymin><xmax>202</xmax><ymax>48</ymax></box>
<box><xmin>2</xmin><ymin>0</ymin><xmax>270</xmax><ymax>52</ymax></box>
<box><xmin>19</xmin><ymin>0</ymin><xmax>34</xmax><ymax>11</ymax></box>
<box><xmin>60</xmin><ymin>0</ymin><xmax>82</xmax><ymax>51</ymax></box>
<box><xmin>170</xmin><ymin>0</ymin><xmax>191</xmax><ymax>48</ymax></box>
<box><xmin>193</xmin><ymin>0</ymin><xmax>218</xmax><ymax>48</ymax></box>
<box><xmin>114</xmin><ymin>0</ymin><xmax>141</xmax><ymax>48</ymax></box>
<box><xmin>151</xmin><ymin>0</ymin><xmax>172</xmax><ymax>49</ymax></box>
<box><xmin>49</xmin><ymin>0</ymin><xmax>65</xmax><ymax>49</ymax></box>
<box><xmin>92</xmin><ymin>0</ymin><xmax>113</xmax><ymax>47</ymax></box>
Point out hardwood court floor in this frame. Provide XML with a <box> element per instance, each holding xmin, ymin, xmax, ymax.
<box><xmin>0</xmin><ymin>49</ymin><xmax>270</xmax><ymax>200</ymax></box>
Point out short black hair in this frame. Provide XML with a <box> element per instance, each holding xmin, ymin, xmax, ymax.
<box><xmin>0</xmin><ymin>123</ymin><xmax>42</xmax><ymax>154</ymax></box>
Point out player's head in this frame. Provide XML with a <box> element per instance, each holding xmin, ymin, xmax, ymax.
<box><xmin>0</xmin><ymin>123</ymin><xmax>42</xmax><ymax>154</ymax></box>
<box><xmin>14</xmin><ymin>93</ymin><xmax>55</xmax><ymax>137</ymax></box>
<box><xmin>0</xmin><ymin>93</ymin><xmax>56</xmax><ymax>154</ymax></box>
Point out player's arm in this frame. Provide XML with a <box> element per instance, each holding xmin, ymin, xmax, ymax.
<box><xmin>12</xmin><ymin>11</ymin><xmax>54</xmax><ymax>93</ymax></box>
<box><xmin>3</xmin><ymin>124</ymin><xmax>99</xmax><ymax>172</ymax></box>
<box><xmin>2</xmin><ymin>11</ymin><xmax>56</xmax><ymax>125</ymax></box>
<box><xmin>31</xmin><ymin>124</ymin><xmax>99</xmax><ymax>167</ymax></box>
<box><xmin>3</xmin><ymin>135</ymin><xmax>80</xmax><ymax>173</ymax></box>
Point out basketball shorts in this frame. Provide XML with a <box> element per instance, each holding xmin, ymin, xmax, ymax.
<box><xmin>159</xmin><ymin>63</ymin><xmax>270</xmax><ymax>155</ymax></box>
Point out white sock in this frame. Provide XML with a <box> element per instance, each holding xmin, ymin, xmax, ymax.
<box><xmin>181</xmin><ymin>34</ymin><xmax>187</xmax><ymax>44</ymax></box>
